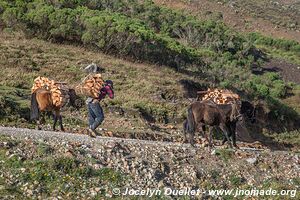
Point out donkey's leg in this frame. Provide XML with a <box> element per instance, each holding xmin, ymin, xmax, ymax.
<box><xmin>183</xmin><ymin>120</ymin><xmax>195</xmax><ymax>146</ymax></box>
<box><xmin>222</xmin><ymin>124</ymin><xmax>232</xmax><ymax>145</ymax></box>
<box><xmin>204</xmin><ymin>132</ymin><xmax>210</xmax><ymax>146</ymax></box>
<box><xmin>230</xmin><ymin>123</ymin><xmax>238</xmax><ymax>148</ymax></box>
<box><xmin>55</xmin><ymin>110</ymin><xmax>64</xmax><ymax>132</ymax></box>
<box><xmin>189</xmin><ymin>130</ymin><xmax>196</xmax><ymax>147</ymax></box>
<box><xmin>222</xmin><ymin>137</ymin><xmax>227</xmax><ymax>145</ymax></box>
<box><xmin>36</xmin><ymin>119</ymin><xmax>42</xmax><ymax>130</ymax></box>
<box><xmin>219</xmin><ymin>124</ymin><xmax>233</xmax><ymax>148</ymax></box>
<box><xmin>59</xmin><ymin>115</ymin><xmax>65</xmax><ymax>132</ymax></box>
<box><xmin>208</xmin><ymin>126</ymin><xmax>214</xmax><ymax>148</ymax></box>
<box><xmin>183</xmin><ymin>120</ymin><xmax>189</xmax><ymax>143</ymax></box>
<box><xmin>36</xmin><ymin>112</ymin><xmax>46</xmax><ymax>130</ymax></box>
<box><xmin>52</xmin><ymin>113</ymin><xmax>58</xmax><ymax>131</ymax></box>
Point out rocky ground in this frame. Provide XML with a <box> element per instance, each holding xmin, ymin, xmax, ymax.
<box><xmin>0</xmin><ymin>127</ymin><xmax>299</xmax><ymax>199</ymax></box>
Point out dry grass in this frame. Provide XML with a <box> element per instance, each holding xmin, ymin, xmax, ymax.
<box><xmin>0</xmin><ymin>30</ymin><xmax>193</xmax><ymax>131</ymax></box>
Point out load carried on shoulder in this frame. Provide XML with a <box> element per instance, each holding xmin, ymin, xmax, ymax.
<box><xmin>198</xmin><ymin>88</ymin><xmax>240</xmax><ymax>104</ymax></box>
<box><xmin>31</xmin><ymin>76</ymin><xmax>70</xmax><ymax>107</ymax></box>
<box><xmin>75</xmin><ymin>73</ymin><xmax>104</xmax><ymax>98</ymax></box>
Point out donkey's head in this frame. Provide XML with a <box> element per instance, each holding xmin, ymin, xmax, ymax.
<box><xmin>241</xmin><ymin>100</ymin><xmax>256</xmax><ymax>123</ymax></box>
<box><xmin>230</xmin><ymin>101</ymin><xmax>243</xmax><ymax>122</ymax></box>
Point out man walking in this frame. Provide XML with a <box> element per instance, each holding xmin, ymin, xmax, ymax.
<box><xmin>86</xmin><ymin>80</ymin><xmax>114</xmax><ymax>137</ymax></box>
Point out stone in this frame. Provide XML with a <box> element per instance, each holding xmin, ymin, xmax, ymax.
<box><xmin>246</xmin><ymin>157</ymin><xmax>258</xmax><ymax>164</ymax></box>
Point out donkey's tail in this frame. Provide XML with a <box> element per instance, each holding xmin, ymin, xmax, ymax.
<box><xmin>30</xmin><ymin>92</ymin><xmax>39</xmax><ymax>121</ymax></box>
<box><xmin>185</xmin><ymin>106</ymin><xmax>195</xmax><ymax>134</ymax></box>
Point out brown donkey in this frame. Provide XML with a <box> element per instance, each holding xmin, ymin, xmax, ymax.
<box><xmin>30</xmin><ymin>88</ymin><xmax>80</xmax><ymax>131</ymax></box>
<box><xmin>183</xmin><ymin>100</ymin><xmax>243</xmax><ymax>148</ymax></box>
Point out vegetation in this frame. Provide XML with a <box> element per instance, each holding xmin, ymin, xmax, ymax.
<box><xmin>214</xmin><ymin>149</ymin><xmax>234</xmax><ymax>162</ymax></box>
<box><xmin>248</xmin><ymin>32</ymin><xmax>300</xmax><ymax>65</ymax></box>
<box><xmin>0</xmin><ymin>86</ymin><xmax>30</xmax><ymax>124</ymax></box>
<box><xmin>0</xmin><ymin>0</ymin><xmax>299</xmax><ymax>134</ymax></box>
<box><xmin>0</xmin><ymin>135</ymin><xmax>126</xmax><ymax>199</ymax></box>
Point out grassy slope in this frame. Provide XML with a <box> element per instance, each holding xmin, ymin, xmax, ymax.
<box><xmin>153</xmin><ymin>0</ymin><xmax>300</xmax><ymax>145</ymax></box>
<box><xmin>0</xmin><ymin>31</ymin><xmax>192</xmax><ymax>131</ymax></box>
<box><xmin>0</xmin><ymin>0</ymin><xmax>299</xmax><ymax>146</ymax></box>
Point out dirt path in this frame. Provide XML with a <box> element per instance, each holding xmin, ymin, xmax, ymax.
<box><xmin>0</xmin><ymin>126</ymin><xmax>187</xmax><ymax>148</ymax></box>
<box><xmin>0</xmin><ymin>126</ymin><xmax>288</xmax><ymax>152</ymax></box>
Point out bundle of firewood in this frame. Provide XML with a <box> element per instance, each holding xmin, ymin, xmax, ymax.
<box><xmin>75</xmin><ymin>74</ymin><xmax>104</xmax><ymax>98</ymax></box>
<box><xmin>200</xmin><ymin>88</ymin><xmax>240</xmax><ymax>104</ymax></box>
<box><xmin>31</xmin><ymin>76</ymin><xmax>70</xmax><ymax>107</ymax></box>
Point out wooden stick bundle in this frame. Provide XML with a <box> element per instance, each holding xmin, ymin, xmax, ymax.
<box><xmin>31</xmin><ymin>76</ymin><xmax>70</xmax><ymax>107</ymax></box>
<box><xmin>200</xmin><ymin>88</ymin><xmax>240</xmax><ymax>104</ymax></box>
<box><xmin>75</xmin><ymin>74</ymin><xmax>104</xmax><ymax>98</ymax></box>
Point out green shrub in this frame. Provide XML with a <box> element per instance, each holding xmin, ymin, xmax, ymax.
<box><xmin>0</xmin><ymin>0</ymin><xmax>8</xmax><ymax>14</ymax></box>
<box><xmin>0</xmin><ymin>0</ymin><xmax>260</xmax><ymax>70</ymax></box>
<box><xmin>2</xmin><ymin>7</ymin><xmax>22</xmax><ymax>27</ymax></box>
<box><xmin>48</xmin><ymin>8</ymin><xmax>82</xmax><ymax>41</ymax></box>
<box><xmin>249</xmin><ymin>32</ymin><xmax>300</xmax><ymax>53</ymax></box>
<box><xmin>25</xmin><ymin>4</ymin><xmax>55</xmax><ymax>33</ymax></box>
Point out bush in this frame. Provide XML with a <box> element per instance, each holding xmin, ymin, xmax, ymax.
<box><xmin>242</xmin><ymin>72</ymin><xmax>289</xmax><ymax>99</ymax></box>
<box><xmin>48</xmin><ymin>8</ymin><xmax>82</xmax><ymax>41</ymax></box>
<box><xmin>270</xmin><ymin>80</ymin><xmax>287</xmax><ymax>98</ymax></box>
<box><xmin>1</xmin><ymin>0</ymin><xmax>260</xmax><ymax>71</ymax></box>
<box><xmin>2</xmin><ymin>7</ymin><xmax>22</xmax><ymax>27</ymax></box>
<box><xmin>249</xmin><ymin>32</ymin><xmax>300</xmax><ymax>53</ymax></box>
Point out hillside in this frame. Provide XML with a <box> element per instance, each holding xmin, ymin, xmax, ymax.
<box><xmin>0</xmin><ymin>31</ymin><xmax>191</xmax><ymax>129</ymax></box>
<box><xmin>154</xmin><ymin>0</ymin><xmax>300</xmax><ymax>43</ymax></box>
<box><xmin>0</xmin><ymin>30</ymin><xmax>299</xmax><ymax>148</ymax></box>
<box><xmin>0</xmin><ymin>0</ymin><xmax>299</xmax><ymax>199</ymax></box>
<box><xmin>0</xmin><ymin>0</ymin><xmax>299</xmax><ymax>145</ymax></box>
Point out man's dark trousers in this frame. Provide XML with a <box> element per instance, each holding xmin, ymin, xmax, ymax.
<box><xmin>88</xmin><ymin>101</ymin><xmax>104</xmax><ymax>130</ymax></box>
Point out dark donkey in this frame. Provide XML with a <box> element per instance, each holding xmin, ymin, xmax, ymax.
<box><xmin>30</xmin><ymin>88</ymin><xmax>81</xmax><ymax>131</ymax></box>
<box><xmin>183</xmin><ymin>100</ymin><xmax>243</xmax><ymax>148</ymax></box>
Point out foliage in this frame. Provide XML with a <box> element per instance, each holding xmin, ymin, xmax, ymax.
<box><xmin>0</xmin><ymin>86</ymin><xmax>30</xmax><ymax>122</ymax></box>
<box><xmin>1</xmin><ymin>1</ymin><xmax>205</xmax><ymax>69</ymax></box>
<box><xmin>248</xmin><ymin>32</ymin><xmax>300</xmax><ymax>65</ymax></box>
<box><xmin>242</xmin><ymin>72</ymin><xmax>288</xmax><ymax>98</ymax></box>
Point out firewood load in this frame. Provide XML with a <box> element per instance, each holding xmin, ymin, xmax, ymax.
<box><xmin>199</xmin><ymin>88</ymin><xmax>240</xmax><ymax>104</ymax></box>
<box><xmin>75</xmin><ymin>74</ymin><xmax>104</xmax><ymax>98</ymax></box>
<box><xmin>31</xmin><ymin>76</ymin><xmax>70</xmax><ymax>107</ymax></box>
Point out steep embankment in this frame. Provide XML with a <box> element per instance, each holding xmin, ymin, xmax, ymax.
<box><xmin>0</xmin><ymin>127</ymin><xmax>299</xmax><ymax>199</ymax></box>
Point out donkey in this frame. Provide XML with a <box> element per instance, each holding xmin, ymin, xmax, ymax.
<box><xmin>30</xmin><ymin>88</ymin><xmax>81</xmax><ymax>131</ymax></box>
<box><xmin>183</xmin><ymin>100</ymin><xmax>243</xmax><ymax>148</ymax></box>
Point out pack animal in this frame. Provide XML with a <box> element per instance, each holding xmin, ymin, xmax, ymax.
<box><xmin>183</xmin><ymin>100</ymin><xmax>243</xmax><ymax>148</ymax></box>
<box><xmin>30</xmin><ymin>88</ymin><xmax>80</xmax><ymax>131</ymax></box>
